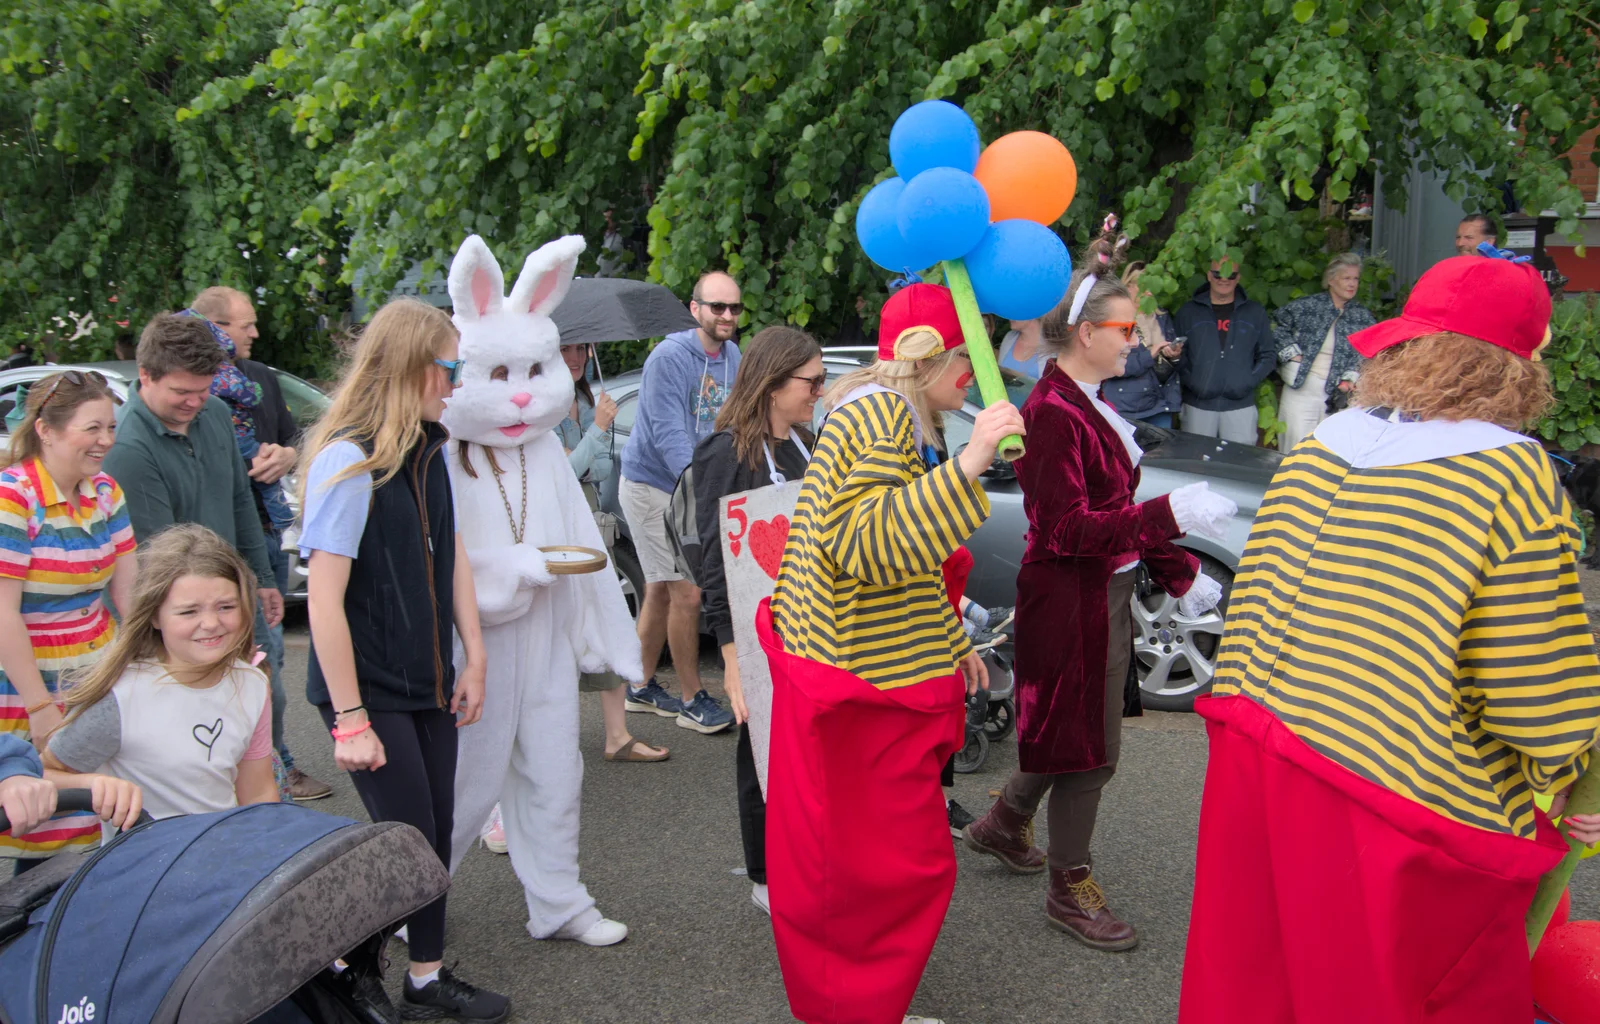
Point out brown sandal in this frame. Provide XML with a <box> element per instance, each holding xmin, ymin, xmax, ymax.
<box><xmin>604</xmin><ymin>737</ymin><xmax>670</xmax><ymax>762</ymax></box>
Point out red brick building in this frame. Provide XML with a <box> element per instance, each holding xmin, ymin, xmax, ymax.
<box><xmin>1548</xmin><ymin>127</ymin><xmax>1600</xmax><ymax>292</ymax></box>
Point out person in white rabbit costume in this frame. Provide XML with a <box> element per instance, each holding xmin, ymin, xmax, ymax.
<box><xmin>442</xmin><ymin>233</ymin><xmax>641</xmax><ymax>947</ymax></box>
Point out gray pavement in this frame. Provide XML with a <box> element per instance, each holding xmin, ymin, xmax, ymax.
<box><xmin>278</xmin><ymin>624</ymin><xmax>1600</xmax><ymax>1023</ymax></box>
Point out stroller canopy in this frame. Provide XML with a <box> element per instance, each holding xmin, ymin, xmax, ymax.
<box><xmin>0</xmin><ymin>802</ymin><xmax>448</xmax><ymax>1024</ymax></box>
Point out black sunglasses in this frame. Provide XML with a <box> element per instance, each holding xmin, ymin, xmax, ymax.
<box><xmin>790</xmin><ymin>373</ymin><xmax>827</xmax><ymax>394</ymax></box>
<box><xmin>1209</xmin><ymin>268</ymin><xmax>1240</xmax><ymax>281</ymax></box>
<box><xmin>698</xmin><ymin>301</ymin><xmax>744</xmax><ymax>316</ymax></box>
<box><xmin>38</xmin><ymin>370</ymin><xmax>116</xmax><ymax>410</ymax></box>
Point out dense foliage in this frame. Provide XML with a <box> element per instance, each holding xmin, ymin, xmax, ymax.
<box><xmin>0</xmin><ymin>0</ymin><xmax>345</xmax><ymax>375</ymax></box>
<box><xmin>1539</xmin><ymin>296</ymin><xmax>1600</xmax><ymax>452</ymax></box>
<box><xmin>6</xmin><ymin>0</ymin><xmax>1597</xmax><ymax>390</ymax></box>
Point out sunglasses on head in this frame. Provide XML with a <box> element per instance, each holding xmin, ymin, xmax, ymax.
<box><xmin>39</xmin><ymin>370</ymin><xmax>116</xmax><ymax>410</ymax></box>
<box><xmin>698</xmin><ymin>301</ymin><xmax>744</xmax><ymax>316</ymax></box>
<box><xmin>1209</xmin><ymin>267</ymin><xmax>1240</xmax><ymax>281</ymax></box>
<box><xmin>433</xmin><ymin>357</ymin><xmax>465</xmax><ymax>386</ymax></box>
<box><xmin>790</xmin><ymin>373</ymin><xmax>827</xmax><ymax>395</ymax></box>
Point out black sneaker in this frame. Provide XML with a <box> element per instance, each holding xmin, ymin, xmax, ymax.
<box><xmin>401</xmin><ymin>965</ymin><xmax>510</xmax><ymax>1023</ymax></box>
<box><xmin>983</xmin><ymin>605</ymin><xmax>1015</xmax><ymax>634</ymax></box>
<box><xmin>947</xmin><ymin>798</ymin><xmax>977</xmax><ymax>837</ymax></box>
<box><xmin>323</xmin><ymin>965</ymin><xmax>398</xmax><ymax>1024</ymax></box>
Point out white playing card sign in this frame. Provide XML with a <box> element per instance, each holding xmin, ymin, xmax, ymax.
<box><xmin>720</xmin><ymin>480</ymin><xmax>802</xmax><ymax>798</ymax></box>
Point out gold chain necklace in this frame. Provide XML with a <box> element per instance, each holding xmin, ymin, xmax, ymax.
<box><xmin>491</xmin><ymin>445</ymin><xmax>528</xmax><ymax>544</ymax></box>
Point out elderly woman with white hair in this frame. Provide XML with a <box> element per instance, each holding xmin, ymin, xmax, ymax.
<box><xmin>1270</xmin><ymin>252</ymin><xmax>1376</xmax><ymax>452</ymax></box>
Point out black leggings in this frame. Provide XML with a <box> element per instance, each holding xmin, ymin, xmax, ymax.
<box><xmin>319</xmin><ymin>705</ymin><xmax>457</xmax><ymax>962</ymax></box>
<box><xmin>735</xmin><ymin>723</ymin><xmax>766</xmax><ymax>885</ymax></box>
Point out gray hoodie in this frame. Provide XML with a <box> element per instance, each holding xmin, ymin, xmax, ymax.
<box><xmin>620</xmin><ymin>328</ymin><xmax>741</xmax><ymax>492</ymax></box>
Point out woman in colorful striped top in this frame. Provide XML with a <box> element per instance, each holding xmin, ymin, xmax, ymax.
<box><xmin>0</xmin><ymin>370</ymin><xmax>136</xmax><ymax>872</ymax></box>
<box><xmin>763</xmin><ymin>283</ymin><xmax>1024</xmax><ymax>1024</ymax></box>
<box><xmin>1181</xmin><ymin>254</ymin><xmax>1600</xmax><ymax>1022</ymax></box>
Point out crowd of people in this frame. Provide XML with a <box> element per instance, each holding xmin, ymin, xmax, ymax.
<box><xmin>0</xmin><ymin>210</ymin><xmax>1597</xmax><ymax>1024</ymax></box>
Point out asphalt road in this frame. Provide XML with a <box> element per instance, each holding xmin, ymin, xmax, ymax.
<box><xmin>278</xmin><ymin>624</ymin><xmax>1600</xmax><ymax>1024</ymax></box>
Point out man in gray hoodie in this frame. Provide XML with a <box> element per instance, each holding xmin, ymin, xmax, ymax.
<box><xmin>617</xmin><ymin>270</ymin><xmax>742</xmax><ymax>734</ymax></box>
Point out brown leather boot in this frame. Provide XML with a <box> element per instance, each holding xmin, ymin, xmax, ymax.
<box><xmin>1046</xmin><ymin>865</ymin><xmax>1138</xmax><ymax>951</ymax></box>
<box><xmin>961</xmin><ymin>797</ymin><xmax>1046</xmax><ymax>874</ymax></box>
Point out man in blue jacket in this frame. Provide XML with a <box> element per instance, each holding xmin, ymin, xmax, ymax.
<box><xmin>617</xmin><ymin>271</ymin><xmax>742</xmax><ymax>735</ymax></box>
<box><xmin>1174</xmin><ymin>258</ymin><xmax>1275</xmax><ymax>444</ymax></box>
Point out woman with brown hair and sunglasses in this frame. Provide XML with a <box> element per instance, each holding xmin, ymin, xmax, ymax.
<box><xmin>963</xmin><ymin>228</ymin><xmax>1235</xmax><ymax>949</ymax></box>
<box><xmin>690</xmin><ymin>324</ymin><xmax>822</xmax><ymax>913</ymax></box>
<box><xmin>0</xmin><ymin>370</ymin><xmax>136</xmax><ymax>875</ymax></box>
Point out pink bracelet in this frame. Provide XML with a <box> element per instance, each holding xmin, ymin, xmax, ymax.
<box><xmin>331</xmin><ymin>719</ymin><xmax>372</xmax><ymax>742</ymax></box>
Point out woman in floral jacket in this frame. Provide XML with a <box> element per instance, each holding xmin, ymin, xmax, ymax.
<box><xmin>1271</xmin><ymin>253</ymin><xmax>1376</xmax><ymax>452</ymax></box>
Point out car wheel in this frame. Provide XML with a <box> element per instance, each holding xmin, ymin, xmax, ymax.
<box><xmin>1132</xmin><ymin>555</ymin><xmax>1233</xmax><ymax>712</ymax></box>
<box><xmin>613</xmin><ymin>543</ymin><xmax>645</xmax><ymax>620</ymax></box>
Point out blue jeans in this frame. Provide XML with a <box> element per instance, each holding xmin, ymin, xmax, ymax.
<box><xmin>1134</xmin><ymin>411</ymin><xmax>1175</xmax><ymax>429</ymax></box>
<box><xmin>259</xmin><ymin>530</ymin><xmax>293</xmax><ymax>771</ymax></box>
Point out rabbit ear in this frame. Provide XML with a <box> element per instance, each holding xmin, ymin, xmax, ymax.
<box><xmin>447</xmin><ymin>235</ymin><xmax>505</xmax><ymax>322</ymax></box>
<box><xmin>508</xmin><ymin>235</ymin><xmax>587</xmax><ymax>318</ymax></box>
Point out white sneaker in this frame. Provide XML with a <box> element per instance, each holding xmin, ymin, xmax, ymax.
<box><xmin>394</xmin><ymin>925</ymin><xmax>408</xmax><ymax>945</ymax></box>
<box><xmin>553</xmin><ymin>916</ymin><xmax>629</xmax><ymax>947</ymax></box>
<box><xmin>903</xmin><ymin>1017</ymin><xmax>945</xmax><ymax>1024</ymax></box>
<box><xmin>751</xmin><ymin>882</ymin><xmax>771</xmax><ymax>916</ymax></box>
<box><xmin>481</xmin><ymin>804</ymin><xmax>508</xmax><ymax>854</ymax></box>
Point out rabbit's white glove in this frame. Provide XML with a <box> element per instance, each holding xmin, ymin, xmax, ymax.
<box><xmin>1168</xmin><ymin>482</ymin><xmax>1236</xmax><ymax>542</ymax></box>
<box><xmin>513</xmin><ymin>543</ymin><xmax>555</xmax><ymax>587</ymax></box>
<box><xmin>1178</xmin><ymin>572</ymin><xmax>1224</xmax><ymax>618</ymax></box>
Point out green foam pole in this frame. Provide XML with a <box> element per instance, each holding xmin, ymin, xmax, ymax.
<box><xmin>942</xmin><ymin>259</ymin><xmax>1024</xmax><ymax>461</ymax></box>
<box><xmin>1527</xmin><ymin>769</ymin><xmax>1600</xmax><ymax>955</ymax></box>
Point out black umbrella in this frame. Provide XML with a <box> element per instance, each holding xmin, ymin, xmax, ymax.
<box><xmin>552</xmin><ymin>277</ymin><xmax>697</xmax><ymax>345</ymax></box>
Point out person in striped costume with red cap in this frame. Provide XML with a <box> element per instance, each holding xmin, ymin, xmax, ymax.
<box><xmin>761</xmin><ymin>283</ymin><xmax>1024</xmax><ymax>1024</ymax></box>
<box><xmin>1182</xmin><ymin>251</ymin><xmax>1600</xmax><ymax>1022</ymax></box>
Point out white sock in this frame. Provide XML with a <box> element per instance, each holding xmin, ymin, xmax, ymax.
<box><xmin>409</xmin><ymin>967</ymin><xmax>440</xmax><ymax>988</ymax></box>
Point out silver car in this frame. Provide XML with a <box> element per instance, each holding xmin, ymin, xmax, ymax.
<box><xmin>593</xmin><ymin>350</ymin><xmax>1281</xmax><ymax>711</ymax></box>
<box><xmin>0</xmin><ymin>360</ymin><xmax>331</xmax><ymax>604</ymax></box>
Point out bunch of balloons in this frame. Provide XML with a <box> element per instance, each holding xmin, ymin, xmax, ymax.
<box><xmin>855</xmin><ymin>100</ymin><xmax>1077</xmax><ymax>321</ymax></box>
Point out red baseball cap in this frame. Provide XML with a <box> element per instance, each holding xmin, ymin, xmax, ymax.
<box><xmin>1349</xmin><ymin>255</ymin><xmax>1551</xmax><ymax>360</ymax></box>
<box><xmin>878</xmin><ymin>283</ymin><xmax>966</xmax><ymax>361</ymax></box>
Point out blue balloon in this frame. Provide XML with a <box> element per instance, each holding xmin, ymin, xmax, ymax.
<box><xmin>895</xmin><ymin>168</ymin><xmax>990</xmax><ymax>265</ymax></box>
<box><xmin>856</xmin><ymin>177</ymin><xmax>934</xmax><ymax>274</ymax></box>
<box><xmin>965</xmin><ymin>219</ymin><xmax>1073</xmax><ymax>321</ymax></box>
<box><xmin>889</xmin><ymin>100</ymin><xmax>981</xmax><ymax>181</ymax></box>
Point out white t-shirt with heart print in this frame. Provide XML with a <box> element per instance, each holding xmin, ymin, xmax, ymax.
<box><xmin>50</xmin><ymin>659</ymin><xmax>272</xmax><ymax>821</ymax></box>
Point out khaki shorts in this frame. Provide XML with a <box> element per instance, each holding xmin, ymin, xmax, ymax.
<box><xmin>618</xmin><ymin>476</ymin><xmax>687</xmax><ymax>584</ymax></box>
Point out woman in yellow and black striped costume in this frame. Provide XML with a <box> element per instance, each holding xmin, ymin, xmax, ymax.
<box><xmin>1181</xmin><ymin>253</ymin><xmax>1600</xmax><ymax>1023</ymax></box>
<box><xmin>758</xmin><ymin>283</ymin><xmax>1023</xmax><ymax>1024</ymax></box>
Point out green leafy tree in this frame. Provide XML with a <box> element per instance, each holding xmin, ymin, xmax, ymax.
<box><xmin>187</xmin><ymin>0</ymin><xmax>1596</xmax><ymax>354</ymax></box>
<box><xmin>0</xmin><ymin>0</ymin><xmax>345</xmax><ymax>375</ymax></box>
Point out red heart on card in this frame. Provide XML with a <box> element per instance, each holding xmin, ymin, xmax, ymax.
<box><xmin>747</xmin><ymin>515</ymin><xmax>791</xmax><ymax>581</ymax></box>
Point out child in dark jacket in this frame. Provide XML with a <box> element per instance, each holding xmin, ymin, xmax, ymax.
<box><xmin>179</xmin><ymin>310</ymin><xmax>295</xmax><ymax>531</ymax></box>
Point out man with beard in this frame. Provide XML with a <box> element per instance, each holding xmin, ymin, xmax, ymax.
<box><xmin>1455</xmin><ymin>213</ymin><xmax>1497</xmax><ymax>255</ymax></box>
<box><xmin>617</xmin><ymin>271</ymin><xmax>742</xmax><ymax>735</ymax></box>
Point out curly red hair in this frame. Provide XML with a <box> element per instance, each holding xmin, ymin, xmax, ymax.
<box><xmin>1351</xmin><ymin>332</ymin><xmax>1552</xmax><ymax>429</ymax></box>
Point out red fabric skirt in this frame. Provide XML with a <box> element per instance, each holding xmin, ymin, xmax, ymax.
<box><xmin>758</xmin><ymin>598</ymin><xmax>965</xmax><ymax>1024</ymax></box>
<box><xmin>1182</xmin><ymin>694</ymin><xmax>1567</xmax><ymax>1023</ymax></box>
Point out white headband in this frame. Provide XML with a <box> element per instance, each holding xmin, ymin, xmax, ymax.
<box><xmin>1067</xmin><ymin>273</ymin><xmax>1099</xmax><ymax>324</ymax></box>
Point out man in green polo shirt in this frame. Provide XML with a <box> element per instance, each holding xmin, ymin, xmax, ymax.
<box><xmin>104</xmin><ymin>314</ymin><xmax>284</xmax><ymax>628</ymax></box>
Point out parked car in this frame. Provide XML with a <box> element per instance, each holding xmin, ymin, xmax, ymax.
<box><xmin>0</xmin><ymin>360</ymin><xmax>331</xmax><ymax>604</ymax></box>
<box><xmin>592</xmin><ymin>348</ymin><xmax>1282</xmax><ymax>711</ymax></box>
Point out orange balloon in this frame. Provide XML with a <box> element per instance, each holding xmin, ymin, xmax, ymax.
<box><xmin>974</xmin><ymin>131</ymin><xmax>1078</xmax><ymax>226</ymax></box>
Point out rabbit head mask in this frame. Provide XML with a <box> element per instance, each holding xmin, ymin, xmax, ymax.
<box><xmin>442</xmin><ymin>233</ymin><xmax>587</xmax><ymax>448</ymax></box>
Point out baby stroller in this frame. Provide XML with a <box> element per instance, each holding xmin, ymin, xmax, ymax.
<box><xmin>0</xmin><ymin>792</ymin><xmax>448</xmax><ymax>1024</ymax></box>
<box><xmin>952</xmin><ymin>648</ymin><xmax>1016</xmax><ymax>774</ymax></box>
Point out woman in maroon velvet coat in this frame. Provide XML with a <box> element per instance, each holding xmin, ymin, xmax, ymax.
<box><xmin>963</xmin><ymin>234</ymin><xmax>1235</xmax><ymax>950</ymax></box>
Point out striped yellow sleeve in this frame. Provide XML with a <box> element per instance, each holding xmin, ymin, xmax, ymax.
<box><xmin>1458</xmin><ymin>513</ymin><xmax>1600</xmax><ymax>795</ymax></box>
<box><xmin>829</xmin><ymin>400</ymin><xmax>989</xmax><ymax>588</ymax></box>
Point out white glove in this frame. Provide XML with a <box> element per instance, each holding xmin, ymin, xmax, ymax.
<box><xmin>1168</xmin><ymin>482</ymin><xmax>1237</xmax><ymax>542</ymax></box>
<box><xmin>1178</xmin><ymin>572</ymin><xmax>1224</xmax><ymax>618</ymax></box>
